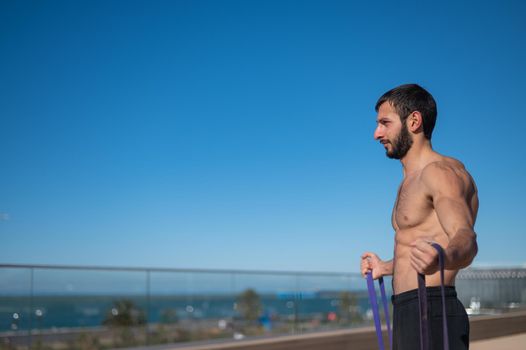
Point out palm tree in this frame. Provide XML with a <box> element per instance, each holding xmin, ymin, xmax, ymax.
<box><xmin>102</xmin><ymin>299</ymin><xmax>147</xmax><ymax>347</ymax></box>
<box><xmin>236</xmin><ymin>289</ymin><xmax>262</xmax><ymax>321</ymax></box>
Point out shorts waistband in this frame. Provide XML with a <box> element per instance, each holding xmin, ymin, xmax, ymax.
<box><xmin>391</xmin><ymin>286</ymin><xmax>457</xmax><ymax>306</ymax></box>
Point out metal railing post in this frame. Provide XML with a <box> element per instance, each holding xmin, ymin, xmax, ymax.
<box><xmin>146</xmin><ymin>269</ymin><xmax>151</xmax><ymax>345</ymax></box>
<box><xmin>29</xmin><ymin>267</ymin><xmax>34</xmax><ymax>349</ymax></box>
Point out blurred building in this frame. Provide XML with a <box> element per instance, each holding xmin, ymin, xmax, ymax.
<box><xmin>457</xmin><ymin>268</ymin><xmax>526</xmax><ymax>313</ymax></box>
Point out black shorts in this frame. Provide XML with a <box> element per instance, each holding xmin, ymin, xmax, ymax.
<box><xmin>392</xmin><ymin>286</ymin><xmax>469</xmax><ymax>350</ymax></box>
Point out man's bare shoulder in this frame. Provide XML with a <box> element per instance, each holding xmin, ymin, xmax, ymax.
<box><xmin>420</xmin><ymin>157</ymin><xmax>474</xmax><ymax>195</ymax></box>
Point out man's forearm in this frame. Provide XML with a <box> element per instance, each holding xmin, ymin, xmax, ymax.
<box><xmin>445</xmin><ymin>229</ymin><xmax>478</xmax><ymax>270</ymax></box>
<box><xmin>381</xmin><ymin>259</ymin><xmax>394</xmax><ymax>276</ymax></box>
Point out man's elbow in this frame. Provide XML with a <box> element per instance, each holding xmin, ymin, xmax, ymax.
<box><xmin>465</xmin><ymin>233</ymin><xmax>478</xmax><ymax>267</ymax></box>
<box><xmin>471</xmin><ymin>236</ymin><xmax>478</xmax><ymax>259</ymax></box>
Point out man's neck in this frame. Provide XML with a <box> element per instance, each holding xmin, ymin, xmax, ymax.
<box><xmin>400</xmin><ymin>140</ymin><xmax>435</xmax><ymax>176</ymax></box>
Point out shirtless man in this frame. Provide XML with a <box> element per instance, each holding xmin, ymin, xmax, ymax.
<box><xmin>361</xmin><ymin>84</ymin><xmax>478</xmax><ymax>349</ymax></box>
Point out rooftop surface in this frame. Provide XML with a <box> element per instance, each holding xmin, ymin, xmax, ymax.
<box><xmin>471</xmin><ymin>332</ymin><xmax>526</xmax><ymax>350</ymax></box>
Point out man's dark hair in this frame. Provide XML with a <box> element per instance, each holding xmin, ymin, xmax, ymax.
<box><xmin>375</xmin><ymin>84</ymin><xmax>437</xmax><ymax>140</ymax></box>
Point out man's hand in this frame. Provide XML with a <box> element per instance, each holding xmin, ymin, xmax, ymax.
<box><xmin>410</xmin><ymin>239</ymin><xmax>439</xmax><ymax>275</ymax></box>
<box><xmin>361</xmin><ymin>252</ymin><xmax>384</xmax><ymax>279</ymax></box>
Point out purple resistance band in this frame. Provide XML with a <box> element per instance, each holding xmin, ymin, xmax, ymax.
<box><xmin>366</xmin><ymin>243</ymin><xmax>449</xmax><ymax>350</ymax></box>
<box><xmin>417</xmin><ymin>243</ymin><xmax>449</xmax><ymax>350</ymax></box>
<box><xmin>366</xmin><ymin>274</ymin><xmax>392</xmax><ymax>350</ymax></box>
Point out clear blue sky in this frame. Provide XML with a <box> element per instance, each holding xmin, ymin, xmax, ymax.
<box><xmin>1</xmin><ymin>0</ymin><xmax>525</xmax><ymax>272</ymax></box>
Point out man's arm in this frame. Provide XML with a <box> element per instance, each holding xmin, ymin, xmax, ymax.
<box><xmin>411</xmin><ymin>163</ymin><xmax>478</xmax><ymax>274</ymax></box>
<box><xmin>444</xmin><ymin>229</ymin><xmax>478</xmax><ymax>270</ymax></box>
<box><xmin>361</xmin><ymin>252</ymin><xmax>394</xmax><ymax>279</ymax></box>
<box><xmin>381</xmin><ymin>259</ymin><xmax>394</xmax><ymax>276</ymax></box>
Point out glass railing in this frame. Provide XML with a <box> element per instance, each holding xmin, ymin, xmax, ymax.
<box><xmin>1</xmin><ymin>264</ymin><xmax>525</xmax><ymax>350</ymax></box>
<box><xmin>0</xmin><ymin>264</ymin><xmax>379</xmax><ymax>349</ymax></box>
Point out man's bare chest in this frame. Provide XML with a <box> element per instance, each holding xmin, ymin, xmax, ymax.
<box><xmin>392</xmin><ymin>178</ymin><xmax>432</xmax><ymax>229</ymax></box>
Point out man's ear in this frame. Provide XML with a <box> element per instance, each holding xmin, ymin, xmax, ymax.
<box><xmin>407</xmin><ymin>111</ymin><xmax>423</xmax><ymax>133</ymax></box>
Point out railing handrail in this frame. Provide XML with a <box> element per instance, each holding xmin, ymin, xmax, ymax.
<box><xmin>0</xmin><ymin>263</ymin><xmax>361</xmax><ymax>277</ymax></box>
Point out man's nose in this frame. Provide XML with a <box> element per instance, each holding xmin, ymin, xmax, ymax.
<box><xmin>374</xmin><ymin>125</ymin><xmax>383</xmax><ymax>140</ymax></box>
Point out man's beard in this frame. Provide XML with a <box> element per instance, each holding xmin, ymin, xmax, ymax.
<box><xmin>386</xmin><ymin>124</ymin><xmax>413</xmax><ymax>159</ymax></box>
